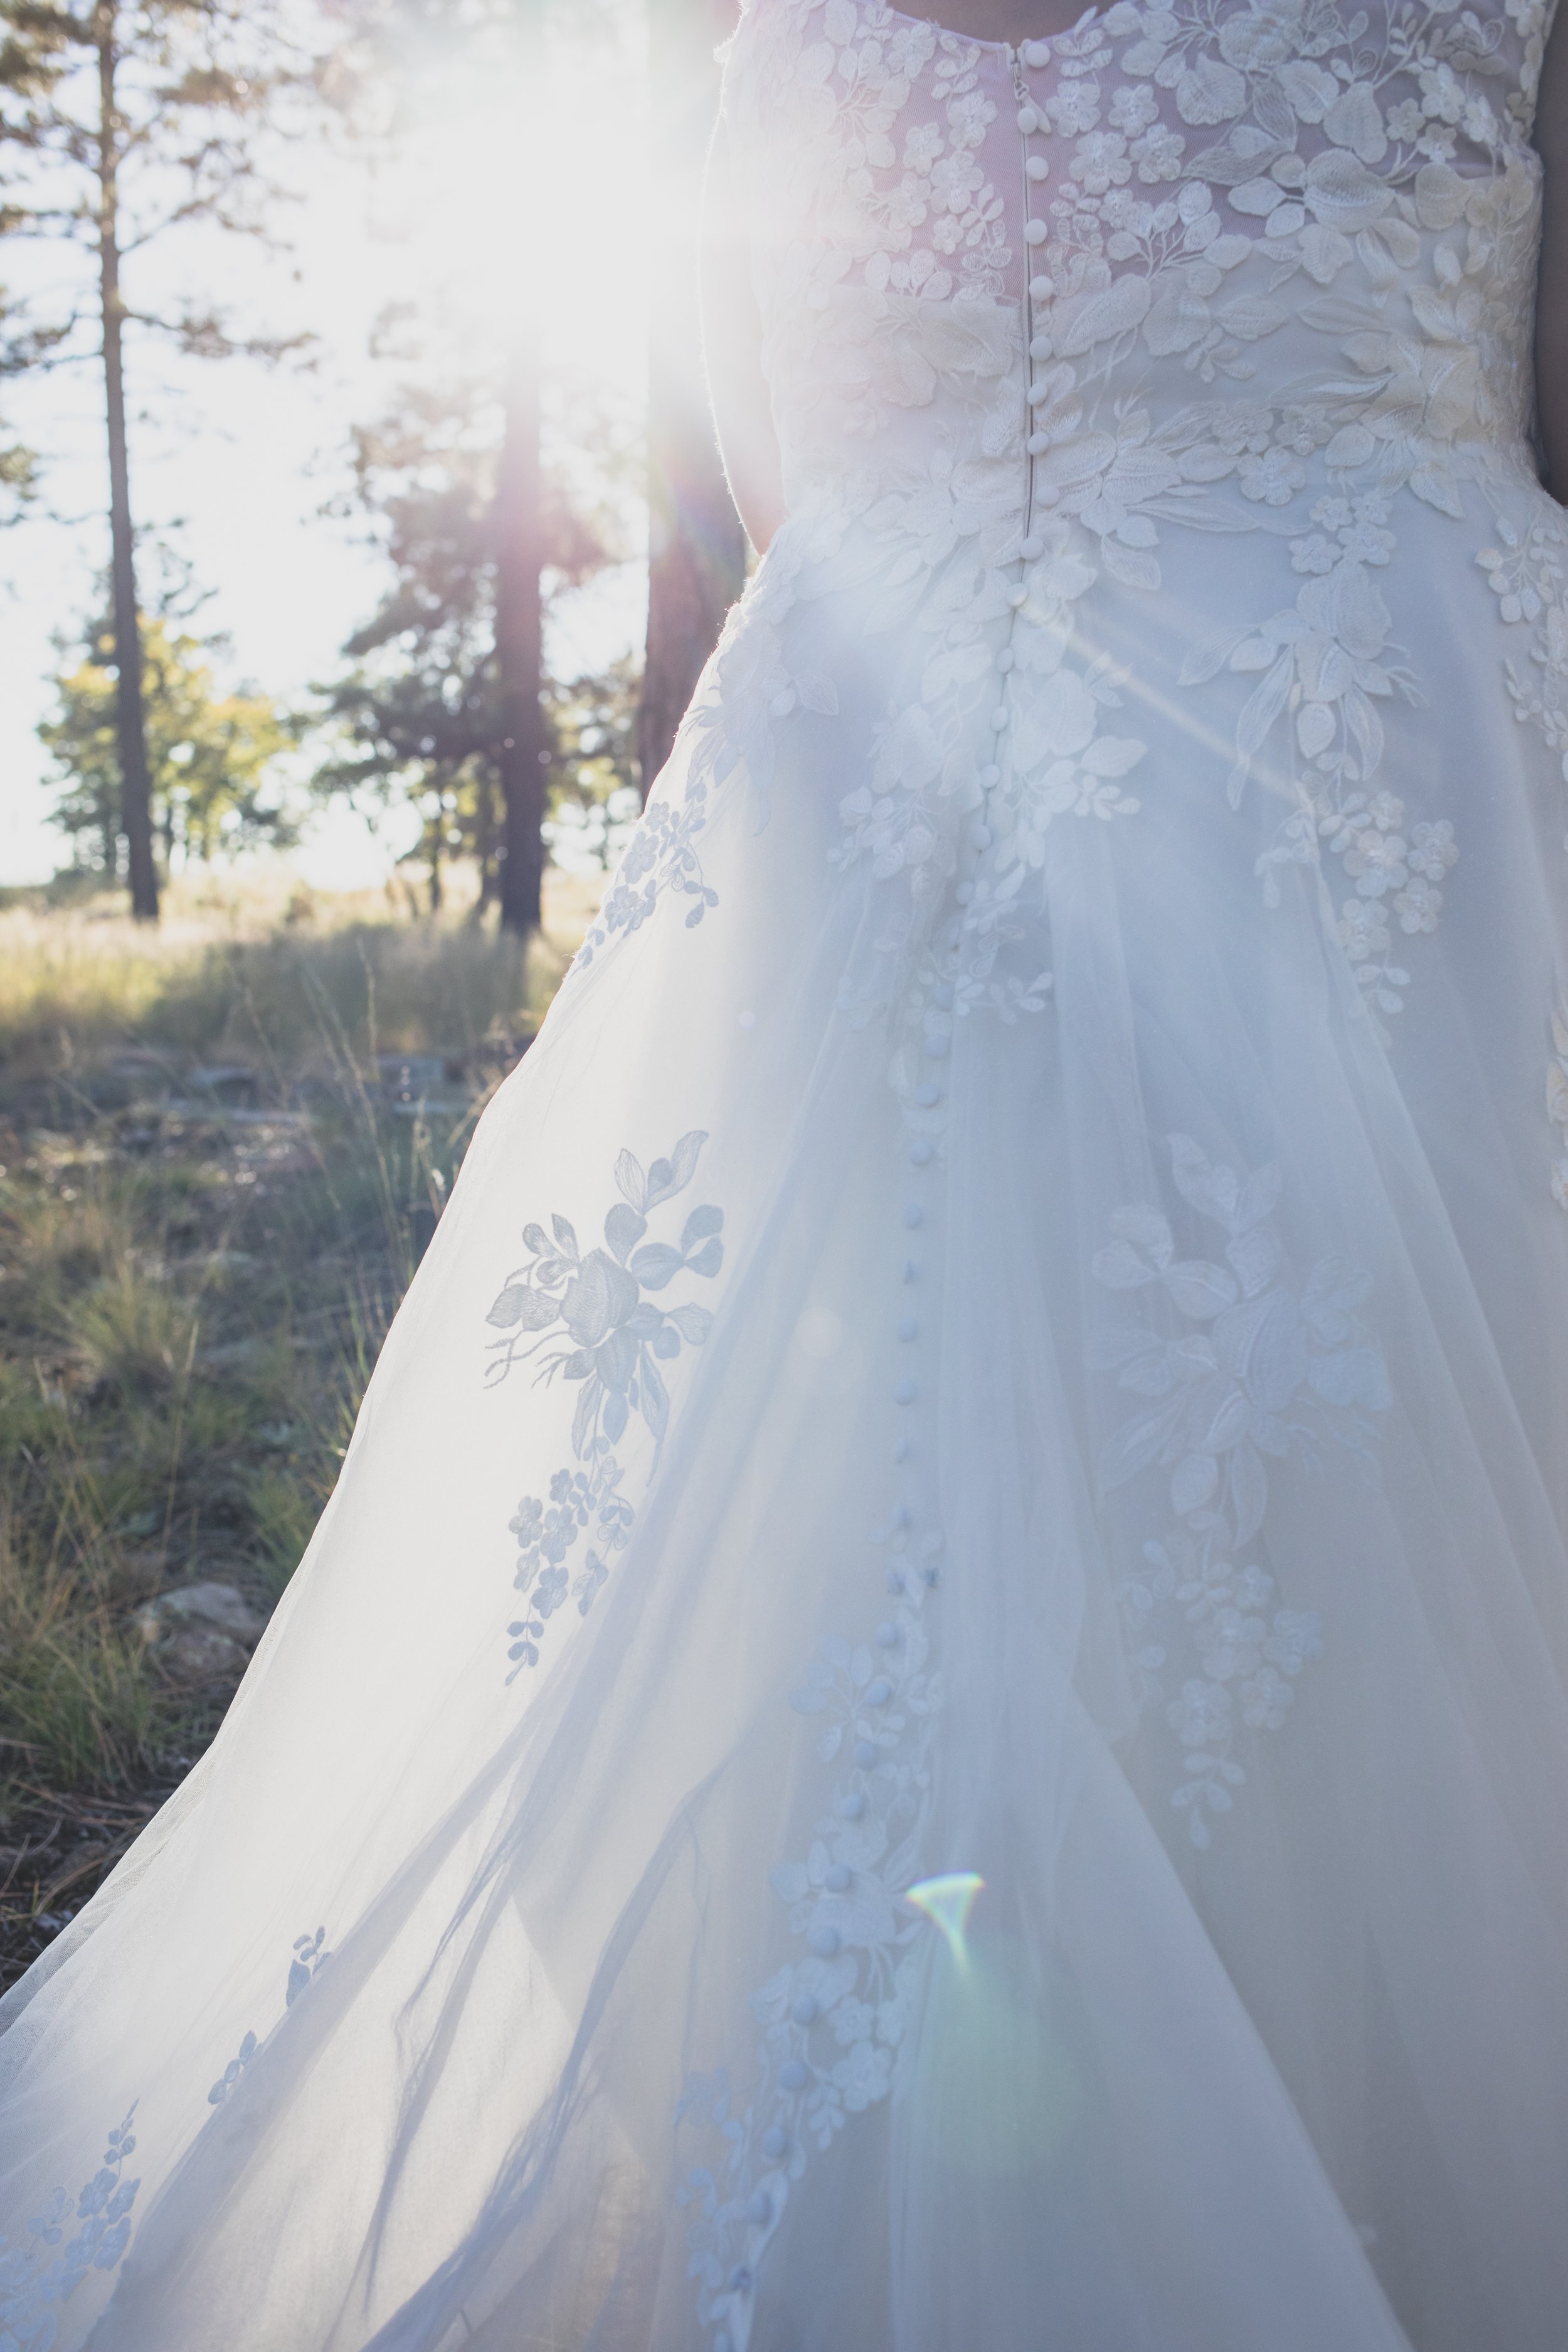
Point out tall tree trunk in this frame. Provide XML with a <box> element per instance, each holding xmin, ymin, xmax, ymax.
<box><xmin>494</xmin><ymin>336</ymin><xmax>546</xmax><ymax>937</ymax></box>
<box><xmin>493</xmin><ymin>1</ymin><xmax>548</xmax><ymax>939</ymax></box>
<box><xmin>639</xmin><ymin>0</ymin><xmax>745</xmax><ymax>802</ymax></box>
<box><xmin>96</xmin><ymin>4</ymin><xmax>157</xmax><ymax>923</ymax></box>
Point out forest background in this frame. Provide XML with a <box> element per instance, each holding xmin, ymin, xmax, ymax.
<box><xmin>0</xmin><ymin>0</ymin><xmax>744</xmax><ymax>1984</ymax></box>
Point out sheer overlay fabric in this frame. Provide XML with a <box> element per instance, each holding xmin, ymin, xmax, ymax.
<box><xmin>4</xmin><ymin>1</ymin><xmax>1568</xmax><ymax>2345</ymax></box>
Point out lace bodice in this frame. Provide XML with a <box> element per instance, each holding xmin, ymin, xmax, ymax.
<box><xmin>724</xmin><ymin>0</ymin><xmax>1551</xmax><ymax>488</ymax></box>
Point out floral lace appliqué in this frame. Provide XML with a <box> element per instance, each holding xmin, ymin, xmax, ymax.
<box><xmin>0</xmin><ymin>2111</ymin><xmax>140</xmax><ymax>2346</ymax></box>
<box><xmin>487</xmin><ymin>1134</ymin><xmax>724</xmax><ymax>1673</ymax></box>
<box><xmin>1091</xmin><ymin>1133</ymin><xmax>1391</xmax><ymax>1843</ymax></box>
<box><xmin>677</xmin><ymin>1551</ymin><xmax>938</xmax><ymax>2352</ymax></box>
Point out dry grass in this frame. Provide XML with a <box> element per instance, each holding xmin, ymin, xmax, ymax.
<box><xmin>0</xmin><ymin>864</ymin><xmax>598</xmax><ymax>1983</ymax></box>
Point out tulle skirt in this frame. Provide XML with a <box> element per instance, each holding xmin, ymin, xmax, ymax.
<box><xmin>4</xmin><ymin>480</ymin><xmax>1568</xmax><ymax>2352</ymax></box>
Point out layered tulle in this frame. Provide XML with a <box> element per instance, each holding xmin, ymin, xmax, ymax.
<box><xmin>6</xmin><ymin>0</ymin><xmax>1568</xmax><ymax>2344</ymax></box>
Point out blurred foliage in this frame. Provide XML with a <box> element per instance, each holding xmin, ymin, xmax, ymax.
<box><xmin>40</xmin><ymin>614</ymin><xmax>296</xmax><ymax>881</ymax></box>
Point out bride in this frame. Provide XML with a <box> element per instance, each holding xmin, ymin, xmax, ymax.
<box><xmin>6</xmin><ymin>0</ymin><xmax>1568</xmax><ymax>2344</ymax></box>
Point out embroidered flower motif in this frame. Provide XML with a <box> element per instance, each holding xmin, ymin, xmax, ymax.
<box><xmin>1091</xmin><ymin>1135</ymin><xmax>1390</xmax><ymax>1844</ymax></box>
<box><xmin>488</xmin><ymin>1136</ymin><xmax>724</xmax><ymax>1672</ymax></box>
<box><xmin>678</xmin><ymin>1536</ymin><xmax>940</xmax><ymax>2352</ymax></box>
<box><xmin>0</xmin><ymin>2110</ymin><xmax>142</xmax><ymax>2339</ymax></box>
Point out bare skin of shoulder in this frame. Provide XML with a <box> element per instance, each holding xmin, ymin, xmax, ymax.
<box><xmin>702</xmin><ymin>2</ymin><xmax>1568</xmax><ymax>546</ymax></box>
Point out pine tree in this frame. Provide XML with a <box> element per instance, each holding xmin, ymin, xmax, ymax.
<box><xmin>41</xmin><ymin>605</ymin><xmax>294</xmax><ymax>878</ymax></box>
<box><xmin>0</xmin><ymin>0</ymin><xmax>317</xmax><ymax>920</ymax></box>
<box><xmin>310</xmin><ymin>363</ymin><xmax>637</xmax><ymax>916</ymax></box>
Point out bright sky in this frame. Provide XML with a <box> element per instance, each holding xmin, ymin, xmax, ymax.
<box><xmin>0</xmin><ymin>3</ymin><xmax>651</xmax><ymax>891</ymax></box>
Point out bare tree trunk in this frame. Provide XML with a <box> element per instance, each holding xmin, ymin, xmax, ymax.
<box><xmin>96</xmin><ymin>4</ymin><xmax>157</xmax><ymax>923</ymax></box>
<box><xmin>494</xmin><ymin>334</ymin><xmax>546</xmax><ymax>937</ymax></box>
<box><xmin>639</xmin><ymin>0</ymin><xmax>745</xmax><ymax>802</ymax></box>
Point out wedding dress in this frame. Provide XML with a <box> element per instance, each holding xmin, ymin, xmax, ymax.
<box><xmin>7</xmin><ymin>0</ymin><xmax>1568</xmax><ymax>2343</ymax></box>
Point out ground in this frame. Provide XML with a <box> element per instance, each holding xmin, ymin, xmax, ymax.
<box><xmin>0</xmin><ymin>867</ymin><xmax>596</xmax><ymax>1990</ymax></box>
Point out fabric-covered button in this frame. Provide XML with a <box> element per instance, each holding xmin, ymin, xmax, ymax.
<box><xmin>894</xmin><ymin>1378</ymin><xmax>918</xmax><ymax>1404</ymax></box>
<box><xmin>825</xmin><ymin>1862</ymin><xmax>852</xmax><ymax>1892</ymax></box>
<box><xmin>1024</xmin><ymin>219</ymin><xmax>1047</xmax><ymax>245</ymax></box>
<box><xmin>1016</xmin><ymin>103</ymin><xmax>1039</xmax><ymax>132</ymax></box>
<box><xmin>991</xmin><ymin>704</ymin><xmax>1009</xmax><ymax>728</ymax></box>
<box><xmin>1027</xmin><ymin>431</ymin><xmax>1049</xmax><ymax>455</ymax></box>
<box><xmin>1026</xmin><ymin>155</ymin><xmax>1049</xmax><ymax>181</ymax></box>
<box><xmin>1020</xmin><ymin>534</ymin><xmax>1044</xmax><ymax>559</ymax></box>
<box><xmin>1030</xmin><ymin>332</ymin><xmax>1052</xmax><ymax>358</ymax></box>
<box><xmin>1029</xmin><ymin>273</ymin><xmax>1053</xmax><ymax>300</ymax></box>
<box><xmin>909</xmin><ymin>1137</ymin><xmax>935</xmax><ymax>1164</ymax></box>
<box><xmin>981</xmin><ymin>761</ymin><xmax>1000</xmax><ymax>784</ymax></box>
<box><xmin>792</xmin><ymin>1994</ymin><xmax>819</xmax><ymax>2025</ymax></box>
<box><xmin>899</xmin><ymin>1313</ymin><xmax>919</xmax><ymax>1338</ymax></box>
<box><xmin>916</xmin><ymin>1079</ymin><xmax>941</xmax><ymax>1105</ymax></box>
<box><xmin>970</xmin><ymin>821</ymin><xmax>992</xmax><ymax>849</ymax></box>
<box><xmin>746</xmin><ymin>2190</ymin><xmax>773</xmax><ymax>2225</ymax></box>
<box><xmin>762</xmin><ymin>2126</ymin><xmax>788</xmax><ymax>2159</ymax></box>
<box><xmin>808</xmin><ymin>1925</ymin><xmax>842</xmax><ymax>1957</ymax></box>
<box><xmin>778</xmin><ymin>2058</ymin><xmax>809</xmax><ymax>2090</ymax></box>
<box><xmin>840</xmin><ymin>1789</ymin><xmax>866</xmax><ymax>1819</ymax></box>
<box><xmin>903</xmin><ymin>1200</ymin><xmax>924</xmax><ymax>1227</ymax></box>
<box><xmin>1022</xmin><ymin>36</ymin><xmax>1051</xmax><ymax>63</ymax></box>
<box><xmin>996</xmin><ymin>645</ymin><xmax>1015</xmax><ymax>670</ymax></box>
<box><xmin>866</xmin><ymin>1678</ymin><xmax>893</xmax><ymax>1705</ymax></box>
<box><xmin>854</xmin><ymin>1738</ymin><xmax>877</xmax><ymax>1765</ymax></box>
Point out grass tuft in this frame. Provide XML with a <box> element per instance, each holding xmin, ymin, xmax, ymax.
<box><xmin>0</xmin><ymin>867</ymin><xmax>596</xmax><ymax>1982</ymax></box>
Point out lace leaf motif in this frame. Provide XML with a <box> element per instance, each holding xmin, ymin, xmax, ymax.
<box><xmin>1093</xmin><ymin>1133</ymin><xmax>1392</xmax><ymax>1845</ymax></box>
<box><xmin>489</xmin><ymin>1135</ymin><xmax>726</xmax><ymax>1674</ymax></box>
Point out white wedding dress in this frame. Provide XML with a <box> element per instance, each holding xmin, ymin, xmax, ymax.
<box><xmin>7</xmin><ymin>0</ymin><xmax>1568</xmax><ymax>2343</ymax></box>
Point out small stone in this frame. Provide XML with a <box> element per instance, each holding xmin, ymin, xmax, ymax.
<box><xmin>155</xmin><ymin>1628</ymin><xmax>251</xmax><ymax>1685</ymax></box>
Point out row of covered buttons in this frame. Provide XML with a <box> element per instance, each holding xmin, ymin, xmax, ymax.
<box><xmin>1015</xmin><ymin>50</ymin><xmax>1057</xmax><ymax>460</ymax></box>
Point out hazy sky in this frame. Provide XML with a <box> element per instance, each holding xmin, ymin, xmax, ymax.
<box><xmin>0</xmin><ymin>8</ymin><xmax>650</xmax><ymax>891</ymax></box>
